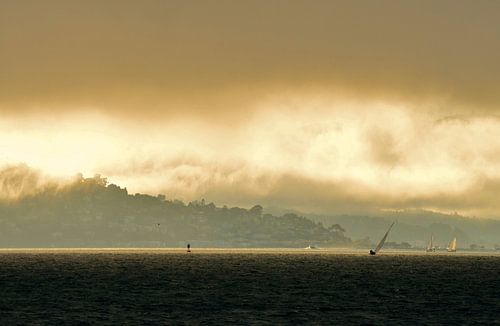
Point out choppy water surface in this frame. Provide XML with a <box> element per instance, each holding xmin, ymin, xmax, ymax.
<box><xmin>0</xmin><ymin>250</ymin><xmax>499</xmax><ymax>324</ymax></box>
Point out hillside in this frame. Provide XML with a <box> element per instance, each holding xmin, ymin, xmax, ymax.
<box><xmin>0</xmin><ymin>175</ymin><xmax>349</xmax><ymax>248</ymax></box>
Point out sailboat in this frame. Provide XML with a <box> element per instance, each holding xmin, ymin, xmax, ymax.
<box><xmin>305</xmin><ymin>244</ymin><xmax>318</xmax><ymax>250</ymax></box>
<box><xmin>370</xmin><ymin>222</ymin><xmax>395</xmax><ymax>255</ymax></box>
<box><xmin>447</xmin><ymin>237</ymin><xmax>457</xmax><ymax>252</ymax></box>
<box><xmin>426</xmin><ymin>234</ymin><xmax>436</xmax><ymax>252</ymax></box>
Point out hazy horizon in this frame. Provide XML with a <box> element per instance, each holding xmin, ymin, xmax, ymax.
<box><xmin>2</xmin><ymin>1</ymin><xmax>500</xmax><ymax>218</ymax></box>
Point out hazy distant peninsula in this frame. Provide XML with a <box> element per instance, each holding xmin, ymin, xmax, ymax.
<box><xmin>308</xmin><ymin>210</ymin><xmax>500</xmax><ymax>249</ymax></box>
<box><xmin>0</xmin><ymin>174</ymin><xmax>350</xmax><ymax>248</ymax></box>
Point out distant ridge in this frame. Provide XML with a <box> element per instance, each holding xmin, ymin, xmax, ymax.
<box><xmin>307</xmin><ymin>210</ymin><xmax>500</xmax><ymax>248</ymax></box>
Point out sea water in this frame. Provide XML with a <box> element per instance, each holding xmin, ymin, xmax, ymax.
<box><xmin>0</xmin><ymin>249</ymin><xmax>499</xmax><ymax>324</ymax></box>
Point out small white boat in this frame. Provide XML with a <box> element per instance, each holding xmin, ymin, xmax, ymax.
<box><xmin>370</xmin><ymin>222</ymin><xmax>395</xmax><ymax>255</ymax></box>
<box><xmin>426</xmin><ymin>235</ymin><xmax>436</xmax><ymax>252</ymax></box>
<box><xmin>447</xmin><ymin>237</ymin><xmax>457</xmax><ymax>252</ymax></box>
<box><xmin>305</xmin><ymin>244</ymin><xmax>318</xmax><ymax>250</ymax></box>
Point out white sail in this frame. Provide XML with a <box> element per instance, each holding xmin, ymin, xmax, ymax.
<box><xmin>426</xmin><ymin>235</ymin><xmax>434</xmax><ymax>252</ymax></box>
<box><xmin>375</xmin><ymin>222</ymin><xmax>395</xmax><ymax>253</ymax></box>
<box><xmin>448</xmin><ymin>237</ymin><xmax>457</xmax><ymax>252</ymax></box>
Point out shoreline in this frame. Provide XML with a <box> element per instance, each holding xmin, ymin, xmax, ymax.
<box><xmin>0</xmin><ymin>247</ymin><xmax>499</xmax><ymax>256</ymax></box>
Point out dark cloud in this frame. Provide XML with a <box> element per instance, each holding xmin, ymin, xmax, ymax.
<box><xmin>2</xmin><ymin>1</ymin><xmax>500</xmax><ymax>218</ymax></box>
<box><xmin>1</xmin><ymin>0</ymin><xmax>499</xmax><ymax>118</ymax></box>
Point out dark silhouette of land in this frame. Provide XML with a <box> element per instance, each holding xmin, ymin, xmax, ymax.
<box><xmin>0</xmin><ymin>175</ymin><xmax>349</xmax><ymax>248</ymax></box>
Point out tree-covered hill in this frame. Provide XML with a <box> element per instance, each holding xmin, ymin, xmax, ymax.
<box><xmin>0</xmin><ymin>175</ymin><xmax>350</xmax><ymax>248</ymax></box>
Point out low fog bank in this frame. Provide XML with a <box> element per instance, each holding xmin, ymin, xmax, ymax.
<box><xmin>0</xmin><ymin>163</ymin><xmax>76</xmax><ymax>201</ymax></box>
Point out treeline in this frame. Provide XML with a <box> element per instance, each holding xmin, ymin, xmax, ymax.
<box><xmin>0</xmin><ymin>175</ymin><xmax>350</xmax><ymax>248</ymax></box>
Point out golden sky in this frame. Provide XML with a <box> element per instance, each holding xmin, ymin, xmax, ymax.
<box><xmin>1</xmin><ymin>0</ymin><xmax>500</xmax><ymax>217</ymax></box>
